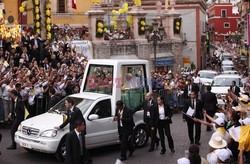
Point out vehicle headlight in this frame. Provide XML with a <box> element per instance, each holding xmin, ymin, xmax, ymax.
<box><xmin>18</xmin><ymin>125</ymin><xmax>22</xmax><ymax>132</ymax></box>
<box><xmin>40</xmin><ymin>130</ymin><xmax>57</xmax><ymax>138</ymax></box>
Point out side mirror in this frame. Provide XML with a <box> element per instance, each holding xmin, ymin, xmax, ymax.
<box><xmin>88</xmin><ymin>114</ymin><xmax>99</xmax><ymax>121</ymax></box>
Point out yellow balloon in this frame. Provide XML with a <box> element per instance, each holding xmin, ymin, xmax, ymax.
<box><xmin>112</xmin><ymin>16</ymin><xmax>117</xmax><ymax>21</ymax></box>
<box><xmin>35</xmin><ymin>8</ymin><xmax>39</xmax><ymax>14</ymax></box>
<box><xmin>134</xmin><ymin>0</ymin><xmax>141</xmax><ymax>6</ymax></box>
<box><xmin>46</xmin><ymin>10</ymin><xmax>51</xmax><ymax>16</ymax></box>
<box><xmin>175</xmin><ymin>26</ymin><xmax>180</xmax><ymax>30</ymax></box>
<box><xmin>119</xmin><ymin>9</ymin><xmax>124</xmax><ymax>14</ymax></box>
<box><xmin>36</xmin><ymin>22</ymin><xmax>40</xmax><ymax>28</ymax></box>
<box><xmin>140</xmin><ymin>26</ymin><xmax>145</xmax><ymax>31</ymax></box>
<box><xmin>104</xmin><ymin>28</ymin><xmax>107</xmax><ymax>32</ymax></box>
<box><xmin>35</xmin><ymin>0</ymin><xmax>39</xmax><ymax>5</ymax></box>
<box><xmin>19</xmin><ymin>6</ymin><xmax>25</xmax><ymax>13</ymax></box>
<box><xmin>47</xmin><ymin>33</ymin><xmax>51</xmax><ymax>40</ymax></box>
<box><xmin>21</xmin><ymin>1</ymin><xmax>27</xmax><ymax>8</ymax></box>
<box><xmin>98</xmin><ymin>22</ymin><xmax>103</xmax><ymax>28</ymax></box>
<box><xmin>46</xmin><ymin>18</ymin><xmax>51</xmax><ymax>24</ymax></box>
<box><xmin>46</xmin><ymin>4</ymin><xmax>50</xmax><ymax>9</ymax></box>
<box><xmin>140</xmin><ymin>21</ymin><xmax>145</xmax><ymax>26</ymax></box>
<box><xmin>124</xmin><ymin>6</ymin><xmax>128</xmax><ymax>12</ymax></box>
<box><xmin>35</xmin><ymin>6</ymin><xmax>39</xmax><ymax>10</ymax></box>
<box><xmin>46</xmin><ymin>25</ymin><xmax>51</xmax><ymax>31</ymax></box>
<box><xmin>97</xmin><ymin>28</ymin><xmax>103</xmax><ymax>33</ymax></box>
<box><xmin>112</xmin><ymin>10</ymin><xmax>116</xmax><ymax>15</ymax></box>
<box><xmin>36</xmin><ymin>14</ymin><xmax>40</xmax><ymax>20</ymax></box>
<box><xmin>176</xmin><ymin>22</ymin><xmax>180</xmax><ymax>26</ymax></box>
<box><xmin>123</xmin><ymin>3</ymin><xmax>128</xmax><ymax>8</ymax></box>
<box><xmin>36</xmin><ymin>29</ymin><xmax>40</xmax><ymax>34</ymax></box>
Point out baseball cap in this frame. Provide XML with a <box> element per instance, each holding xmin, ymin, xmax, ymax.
<box><xmin>214</xmin><ymin>117</ymin><xmax>225</xmax><ymax>127</ymax></box>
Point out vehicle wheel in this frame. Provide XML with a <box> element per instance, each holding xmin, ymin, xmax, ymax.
<box><xmin>133</xmin><ymin>125</ymin><xmax>148</xmax><ymax>148</ymax></box>
<box><xmin>55</xmin><ymin>136</ymin><xmax>66</xmax><ymax>162</ymax></box>
<box><xmin>24</xmin><ymin>148</ymin><xmax>36</xmax><ymax>153</ymax></box>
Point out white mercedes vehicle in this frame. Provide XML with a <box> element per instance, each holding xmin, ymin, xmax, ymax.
<box><xmin>198</xmin><ymin>70</ymin><xmax>218</xmax><ymax>86</ymax></box>
<box><xmin>15</xmin><ymin>59</ymin><xmax>151</xmax><ymax>161</ymax></box>
<box><xmin>211</xmin><ymin>74</ymin><xmax>243</xmax><ymax>105</ymax></box>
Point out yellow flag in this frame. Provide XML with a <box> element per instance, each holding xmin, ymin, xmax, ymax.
<box><xmin>239</xmin><ymin>125</ymin><xmax>250</xmax><ymax>151</ymax></box>
<box><xmin>24</xmin><ymin>107</ymin><xmax>29</xmax><ymax>119</ymax></box>
<box><xmin>63</xmin><ymin>114</ymin><xmax>67</xmax><ymax>122</ymax></box>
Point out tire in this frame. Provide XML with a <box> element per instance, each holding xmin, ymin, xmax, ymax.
<box><xmin>55</xmin><ymin>136</ymin><xmax>66</xmax><ymax>162</ymax></box>
<box><xmin>133</xmin><ymin>125</ymin><xmax>148</xmax><ymax>148</ymax></box>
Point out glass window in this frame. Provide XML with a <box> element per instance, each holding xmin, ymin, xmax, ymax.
<box><xmin>49</xmin><ymin>97</ymin><xmax>94</xmax><ymax>114</ymax></box>
<box><xmin>199</xmin><ymin>72</ymin><xmax>216</xmax><ymax>79</ymax></box>
<box><xmin>121</xmin><ymin>65</ymin><xmax>148</xmax><ymax>109</ymax></box>
<box><xmin>89</xmin><ymin>99</ymin><xmax>111</xmax><ymax>119</ymax></box>
<box><xmin>224</xmin><ymin>23</ymin><xmax>230</xmax><ymax>28</ymax></box>
<box><xmin>83</xmin><ymin>64</ymin><xmax>113</xmax><ymax>95</ymax></box>
<box><xmin>221</xmin><ymin>10</ymin><xmax>227</xmax><ymax>18</ymax></box>
<box><xmin>212</xmin><ymin>78</ymin><xmax>242</xmax><ymax>87</ymax></box>
<box><xmin>58</xmin><ymin>0</ymin><xmax>66</xmax><ymax>13</ymax></box>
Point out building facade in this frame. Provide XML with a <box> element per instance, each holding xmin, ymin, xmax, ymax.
<box><xmin>2</xmin><ymin>0</ymin><xmax>92</xmax><ymax>27</ymax></box>
<box><xmin>208</xmin><ymin>3</ymin><xmax>240</xmax><ymax>42</ymax></box>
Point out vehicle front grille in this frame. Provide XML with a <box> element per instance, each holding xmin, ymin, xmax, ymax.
<box><xmin>22</xmin><ymin>126</ymin><xmax>40</xmax><ymax>137</ymax></box>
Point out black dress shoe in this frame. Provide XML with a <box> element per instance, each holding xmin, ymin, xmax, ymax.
<box><xmin>171</xmin><ymin>149</ymin><xmax>175</xmax><ymax>153</ymax></box>
<box><xmin>195</xmin><ymin>142</ymin><xmax>201</xmax><ymax>146</ymax></box>
<box><xmin>7</xmin><ymin>145</ymin><xmax>16</xmax><ymax>150</ymax></box>
<box><xmin>148</xmin><ymin>148</ymin><xmax>154</xmax><ymax>152</ymax></box>
<box><xmin>120</xmin><ymin>157</ymin><xmax>127</xmax><ymax>161</ymax></box>
<box><xmin>160</xmin><ymin>149</ymin><xmax>166</xmax><ymax>155</ymax></box>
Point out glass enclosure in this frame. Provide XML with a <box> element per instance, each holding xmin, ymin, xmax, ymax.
<box><xmin>83</xmin><ymin>64</ymin><xmax>113</xmax><ymax>95</ymax></box>
<box><xmin>121</xmin><ymin>65</ymin><xmax>148</xmax><ymax>109</ymax></box>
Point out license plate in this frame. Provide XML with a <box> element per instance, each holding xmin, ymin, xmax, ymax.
<box><xmin>20</xmin><ymin>142</ymin><xmax>31</xmax><ymax>149</ymax></box>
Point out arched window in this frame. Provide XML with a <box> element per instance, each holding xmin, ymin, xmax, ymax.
<box><xmin>58</xmin><ymin>0</ymin><xmax>66</xmax><ymax>13</ymax></box>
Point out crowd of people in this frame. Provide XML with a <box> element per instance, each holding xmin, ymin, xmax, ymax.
<box><xmin>0</xmin><ymin>27</ymin><xmax>89</xmax><ymax>123</ymax></box>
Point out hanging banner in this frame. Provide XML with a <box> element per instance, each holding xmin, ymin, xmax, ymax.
<box><xmin>70</xmin><ymin>40</ymin><xmax>94</xmax><ymax>59</ymax></box>
<box><xmin>248</xmin><ymin>13</ymin><xmax>250</xmax><ymax>46</ymax></box>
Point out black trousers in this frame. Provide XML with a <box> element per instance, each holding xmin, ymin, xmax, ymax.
<box><xmin>146</xmin><ymin>124</ymin><xmax>159</xmax><ymax>150</ymax></box>
<box><xmin>158</xmin><ymin>120</ymin><xmax>174</xmax><ymax>150</ymax></box>
<box><xmin>118</xmin><ymin>128</ymin><xmax>134</xmax><ymax>159</ymax></box>
<box><xmin>186</xmin><ymin>118</ymin><xmax>201</xmax><ymax>143</ymax></box>
<box><xmin>206</xmin><ymin>110</ymin><xmax>216</xmax><ymax>130</ymax></box>
<box><xmin>81</xmin><ymin>135</ymin><xmax>92</xmax><ymax>163</ymax></box>
<box><xmin>11</xmin><ymin>120</ymin><xmax>21</xmax><ymax>146</ymax></box>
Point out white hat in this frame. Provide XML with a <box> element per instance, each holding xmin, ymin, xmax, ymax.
<box><xmin>215</xmin><ymin>113</ymin><xmax>226</xmax><ymax>120</ymax></box>
<box><xmin>209</xmin><ymin>136</ymin><xmax>227</xmax><ymax>149</ymax></box>
<box><xmin>239</xmin><ymin>94</ymin><xmax>249</xmax><ymax>103</ymax></box>
<box><xmin>239</xmin><ymin>118</ymin><xmax>250</xmax><ymax>125</ymax></box>
<box><xmin>177</xmin><ymin>158</ymin><xmax>190</xmax><ymax>164</ymax></box>
<box><xmin>215</xmin><ymin>148</ymin><xmax>232</xmax><ymax>162</ymax></box>
<box><xmin>213</xmin><ymin>117</ymin><xmax>225</xmax><ymax>127</ymax></box>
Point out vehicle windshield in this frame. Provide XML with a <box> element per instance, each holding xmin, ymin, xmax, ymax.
<box><xmin>83</xmin><ymin>64</ymin><xmax>113</xmax><ymax>95</ymax></box>
<box><xmin>199</xmin><ymin>72</ymin><xmax>216</xmax><ymax>79</ymax></box>
<box><xmin>49</xmin><ymin>97</ymin><xmax>94</xmax><ymax>114</ymax></box>
<box><xmin>222</xmin><ymin>67</ymin><xmax>235</xmax><ymax>71</ymax></box>
<box><xmin>212</xmin><ymin>77</ymin><xmax>242</xmax><ymax>87</ymax></box>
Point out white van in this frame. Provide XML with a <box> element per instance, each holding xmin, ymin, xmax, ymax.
<box><xmin>15</xmin><ymin>59</ymin><xmax>151</xmax><ymax>161</ymax></box>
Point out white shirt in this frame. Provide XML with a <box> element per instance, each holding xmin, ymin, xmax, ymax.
<box><xmin>2</xmin><ymin>84</ymin><xmax>11</xmax><ymax>100</ymax></box>
<box><xmin>158</xmin><ymin>105</ymin><xmax>165</xmax><ymax>120</ymax></box>
<box><xmin>207</xmin><ymin>152</ymin><xmax>218</xmax><ymax>164</ymax></box>
<box><xmin>193</xmin><ymin>76</ymin><xmax>200</xmax><ymax>84</ymax></box>
<box><xmin>70</xmin><ymin>106</ymin><xmax>74</xmax><ymax>113</ymax></box>
<box><xmin>74</xmin><ymin>129</ymin><xmax>81</xmax><ymax>139</ymax></box>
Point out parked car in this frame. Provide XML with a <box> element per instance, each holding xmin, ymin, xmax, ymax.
<box><xmin>15</xmin><ymin>59</ymin><xmax>151</xmax><ymax>161</ymax></box>
<box><xmin>211</xmin><ymin>74</ymin><xmax>243</xmax><ymax>105</ymax></box>
<box><xmin>221</xmin><ymin>70</ymin><xmax>238</xmax><ymax>75</ymax></box>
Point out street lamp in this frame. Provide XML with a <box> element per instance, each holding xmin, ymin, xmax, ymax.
<box><xmin>145</xmin><ymin>22</ymin><xmax>165</xmax><ymax>72</ymax></box>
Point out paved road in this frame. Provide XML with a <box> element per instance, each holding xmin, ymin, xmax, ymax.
<box><xmin>0</xmin><ymin>113</ymin><xmax>211</xmax><ymax>164</ymax></box>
